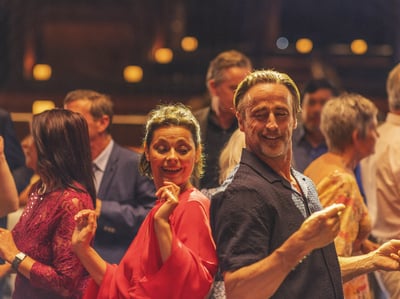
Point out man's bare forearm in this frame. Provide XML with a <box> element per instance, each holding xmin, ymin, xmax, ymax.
<box><xmin>224</xmin><ymin>230</ymin><xmax>311</xmax><ymax>299</ymax></box>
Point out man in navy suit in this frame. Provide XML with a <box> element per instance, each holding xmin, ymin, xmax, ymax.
<box><xmin>64</xmin><ymin>90</ymin><xmax>156</xmax><ymax>264</ymax></box>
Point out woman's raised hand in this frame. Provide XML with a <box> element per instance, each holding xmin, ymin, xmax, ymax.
<box><xmin>72</xmin><ymin>209</ymin><xmax>97</xmax><ymax>253</ymax></box>
<box><xmin>154</xmin><ymin>181</ymin><xmax>180</xmax><ymax>222</ymax></box>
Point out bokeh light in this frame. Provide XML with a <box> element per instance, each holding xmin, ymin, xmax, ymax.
<box><xmin>32</xmin><ymin>64</ymin><xmax>52</xmax><ymax>81</ymax></box>
<box><xmin>154</xmin><ymin>48</ymin><xmax>173</xmax><ymax>64</ymax></box>
<box><xmin>123</xmin><ymin>65</ymin><xmax>143</xmax><ymax>83</ymax></box>
<box><xmin>181</xmin><ymin>36</ymin><xmax>198</xmax><ymax>52</ymax></box>
<box><xmin>351</xmin><ymin>39</ymin><xmax>368</xmax><ymax>55</ymax></box>
<box><xmin>276</xmin><ymin>37</ymin><xmax>289</xmax><ymax>50</ymax></box>
<box><xmin>296</xmin><ymin>38</ymin><xmax>313</xmax><ymax>54</ymax></box>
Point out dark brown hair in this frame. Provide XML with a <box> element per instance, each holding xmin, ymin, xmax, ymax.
<box><xmin>32</xmin><ymin>108</ymin><xmax>96</xmax><ymax>204</ymax></box>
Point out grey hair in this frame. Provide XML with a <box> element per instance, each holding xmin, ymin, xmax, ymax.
<box><xmin>320</xmin><ymin>93</ymin><xmax>377</xmax><ymax>152</ymax></box>
<box><xmin>206</xmin><ymin>50</ymin><xmax>252</xmax><ymax>86</ymax></box>
<box><xmin>64</xmin><ymin>89</ymin><xmax>114</xmax><ymax>133</ymax></box>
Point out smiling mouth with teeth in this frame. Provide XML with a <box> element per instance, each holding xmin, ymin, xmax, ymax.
<box><xmin>265</xmin><ymin>136</ymin><xmax>280</xmax><ymax>140</ymax></box>
<box><xmin>163</xmin><ymin>168</ymin><xmax>181</xmax><ymax>173</ymax></box>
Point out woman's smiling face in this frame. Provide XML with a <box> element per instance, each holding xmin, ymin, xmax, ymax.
<box><xmin>145</xmin><ymin>126</ymin><xmax>199</xmax><ymax>190</ymax></box>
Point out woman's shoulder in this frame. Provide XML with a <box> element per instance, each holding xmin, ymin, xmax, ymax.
<box><xmin>185</xmin><ymin>187</ymin><xmax>208</xmax><ymax>200</ymax></box>
<box><xmin>325</xmin><ymin>169</ymin><xmax>356</xmax><ymax>185</ymax></box>
<box><xmin>183</xmin><ymin>188</ymin><xmax>210</xmax><ymax>208</ymax></box>
<box><xmin>55</xmin><ymin>185</ymin><xmax>93</xmax><ymax>212</ymax></box>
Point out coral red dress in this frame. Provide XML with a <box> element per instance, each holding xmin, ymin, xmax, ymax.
<box><xmin>84</xmin><ymin>188</ymin><xmax>217</xmax><ymax>299</ymax></box>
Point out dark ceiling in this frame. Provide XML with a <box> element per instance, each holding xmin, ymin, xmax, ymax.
<box><xmin>187</xmin><ymin>0</ymin><xmax>394</xmax><ymax>47</ymax></box>
<box><xmin>280</xmin><ymin>0</ymin><xmax>393</xmax><ymax>45</ymax></box>
<box><xmin>0</xmin><ymin>0</ymin><xmax>398</xmax><ymax>114</ymax></box>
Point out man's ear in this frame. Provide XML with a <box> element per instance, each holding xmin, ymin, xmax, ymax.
<box><xmin>236</xmin><ymin>110</ymin><xmax>245</xmax><ymax>132</ymax></box>
<box><xmin>207</xmin><ymin>79</ymin><xmax>218</xmax><ymax>97</ymax></box>
<box><xmin>352</xmin><ymin>129</ymin><xmax>360</xmax><ymax>145</ymax></box>
<box><xmin>98</xmin><ymin>115</ymin><xmax>110</xmax><ymax>133</ymax></box>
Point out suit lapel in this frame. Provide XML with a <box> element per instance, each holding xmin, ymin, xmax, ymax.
<box><xmin>97</xmin><ymin>143</ymin><xmax>119</xmax><ymax>199</ymax></box>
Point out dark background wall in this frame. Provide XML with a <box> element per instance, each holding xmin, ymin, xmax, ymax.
<box><xmin>0</xmin><ymin>0</ymin><xmax>398</xmax><ymax>146</ymax></box>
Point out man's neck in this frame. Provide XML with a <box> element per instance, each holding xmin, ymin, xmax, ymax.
<box><xmin>91</xmin><ymin>134</ymin><xmax>112</xmax><ymax>160</ymax></box>
<box><xmin>260</xmin><ymin>152</ymin><xmax>293</xmax><ymax>183</ymax></box>
<box><xmin>329</xmin><ymin>148</ymin><xmax>358</xmax><ymax>171</ymax></box>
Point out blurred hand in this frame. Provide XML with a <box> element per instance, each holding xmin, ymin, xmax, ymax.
<box><xmin>72</xmin><ymin>209</ymin><xmax>97</xmax><ymax>253</ymax></box>
<box><xmin>0</xmin><ymin>228</ymin><xmax>19</xmax><ymax>263</ymax></box>
<box><xmin>371</xmin><ymin>239</ymin><xmax>400</xmax><ymax>271</ymax></box>
<box><xmin>0</xmin><ymin>264</ymin><xmax>11</xmax><ymax>279</ymax></box>
<box><xmin>297</xmin><ymin>203</ymin><xmax>345</xmax><ymax>250</ymax></box>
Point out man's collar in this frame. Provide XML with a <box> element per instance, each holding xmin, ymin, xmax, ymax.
<box><xmin>93</xmin><ymin>139</ymin><xmax>114</xmax><ymax>172</ymax></box>
<box><xmin>240</xmin><ymin>149</ymin><xmax>286</xmax><ymax>184</ymax></box>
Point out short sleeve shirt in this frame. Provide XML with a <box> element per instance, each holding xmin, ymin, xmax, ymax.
<box><xmin>210</xmin><ymin>149</ymin><xmax>344</xmax><ymax>298</ymax></box>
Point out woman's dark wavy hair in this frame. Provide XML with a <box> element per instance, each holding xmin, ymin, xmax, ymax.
<box><xmin>32</xmin><ymin>108</ymin><xmax>96</xmax><ymax>204</ymax></box>
<box><xmin>139</xmin><ymin>103</ymin><xmax>204</xmax><ymax>180</ymax></box>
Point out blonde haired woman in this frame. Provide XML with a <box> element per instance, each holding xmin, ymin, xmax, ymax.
<box><xmin>305</xmin><ymin>93</ymin><xmax>379</xmax><ymax>298</ymax></box>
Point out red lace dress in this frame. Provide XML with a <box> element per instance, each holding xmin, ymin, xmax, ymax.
<box><xmin>83</xmin><ymin>187</ymin><xmax>218</xmax><ymax>299</ymax></box>
<box><xmin>11</xmin><ymin>183</ymin><xmax>94</xmax><ymax>299</ymax></box>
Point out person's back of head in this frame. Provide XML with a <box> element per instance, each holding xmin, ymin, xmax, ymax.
<box><xmin>64</xmin><ymin>89</ymin><xmax>114</xmax><ymax>133</ymax></box>
<box><xmin>386</xmin><ymin>63</ymin><xmax>400</xmax><ymax>112</ymax></box>
<box><xmin>320</xmin><ymin>93</ymin><xmax>378</xmax><ymax>152</ymax></box>
<box><xmin>32</xmin><ymin>108</ymin><xmax>96</xmax><ymax>203</ymax></box>
<box><xmin>206</xmin><ymin>50</ymin><xmax>252</xmax><ymax>85</ymax></box>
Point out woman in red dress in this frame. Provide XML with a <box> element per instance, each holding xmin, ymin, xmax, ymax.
<box><xmin>72</xmin><ymin>103</ymin><xmax>218</xmax><ymax>299</ymax></box>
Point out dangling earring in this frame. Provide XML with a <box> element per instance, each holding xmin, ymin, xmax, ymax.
<box><xmin>37</xmin><ymin>183</ymin><xmax>47</xmax><ymax>196</ymax></box>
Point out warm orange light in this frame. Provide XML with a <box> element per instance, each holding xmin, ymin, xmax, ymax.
<box><xmin>296</xmin><ymin>38</ymin><xmax>313</xmax><ymax>54</ymax></box>
<box><xmin>32</xmin><ymin>100</ymin><xmax>55</xmax><ymax>114</ymax></box>
<box><xmin>351</xmin><ymin>39</ymin><xmax>368</xmax><ymax>55</ymax></box>
<box><xmin>181</xmin><ymin>36</ymin><xmax>198</xmax><ymax>52</ymax></box>
<box><xmin>123</xmin><ymin>65</ymin><xmax>143</xmax><ymax>83</ymax></box>
<box><xmin>32</xmin><ymin>64</ymin><xmax>52</xmax><ymax>81</ymax></box>
<box><xmin>154</xmin><ymin>48</ymin><xmax>173</xmax><ymax>64</ymax></box>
